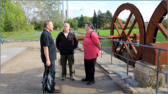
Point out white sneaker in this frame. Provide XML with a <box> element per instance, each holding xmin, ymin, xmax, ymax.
<box><xmin>70</xmin><ymin>76</ymin><xmax>75</xmax><ymax>81</ymax></box>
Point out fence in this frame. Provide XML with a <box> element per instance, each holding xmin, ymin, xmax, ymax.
<box><xmin>99</xmin><ymin>37</ymin><xmax>168</xmax><ymax>94</ymax></box>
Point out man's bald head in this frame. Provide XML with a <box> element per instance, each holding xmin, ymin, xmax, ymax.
<box><xmin>64</xmin><ymin>23</ymin><xmax>70</xmax><ymax>33</ymax></box>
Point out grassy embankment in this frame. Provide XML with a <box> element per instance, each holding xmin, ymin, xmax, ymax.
<box><xmin>1</xmin><ymin>28</ymin><xmax>167</xmax><ymax>46</ymax></box>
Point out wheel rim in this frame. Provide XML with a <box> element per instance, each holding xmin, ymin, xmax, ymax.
<box><xmin>110</xmin><ymin>3</ymin><xmax>145</xmax><ymax>64</ymax></box>
<box><xmin>146</xmin><ymin>0</ymin><xmax>168</xmax><ymax>44</ymax></box>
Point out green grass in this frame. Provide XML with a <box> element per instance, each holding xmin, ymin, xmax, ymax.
<box><xmin>51</xmin><ymin>31</ymin><xmax>60</xmax><ymax>38</ymax></box>
<box><xmin>94</xmin><ymin>28</ymin><xmax>167</xmax><ymax>43</ymax></box>
<box><xmin>75</xmin><ymin>28</ymin><xmax>167</xmax><ymax>48</ymax></box>
<box><xmin>74</xmin><ymin>28</ymin><xmax>86</xmax><ymax>33</ymax></box>
<box><xmin>1</xmin><ymin>30</ymin><xmax>60</xmax><ymax>40</ymax></box>
<box><xmin>97</xmin><ymin>29</ymin><xmax>111</xmax><ymax>36</ymax></box>
<box><xmin>156</xmin><ymin>31</ymin><xmax>168</xmax><ymax>43</ymax></box>
<box><xmin>1</xmin><ymin>28</ymin><xmax>167</xmax><ymax>43</ymax></box>
<box><xmin>1</xmin><ymin>31</ymin><xmax>36</xmax><ymax>39</ymax></box>
<box><xmin>96</xmin><ymin>28</ymin><xmax>140</xmax><ymax>36</ymax></box>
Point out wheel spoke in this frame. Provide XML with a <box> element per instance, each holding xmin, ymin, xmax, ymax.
<box><xmin>117</xmin><ymin>17</ymin><xmax>124</xmax><ymax>29</ymax></box>
<box><xmin>123</xmin><ymin>13</ymin><xmax>133</xmax><ymax>30</ymax></box>
<box><xmin>157</xmin><ymin>23</ymin><xmax>168</xmax><ymax>39</ymax></box>
<box><xmin>118</xmin><ymin>43</ymin><xmax>124</xmax><ymax>54</ymax></box>
<box><xmin>127</xmin><ymin>19</ymin><xmax>137</xmax><ymax>36</ymax></box>
<box><xmin>123</xmin><ymin>43</ymin><xmax>134</xmax><ymax>59</ymax></box>
<box><xmin>127</xmin><ymin>38</ymin><xmax>138</xmax><ymax>54</ymax></box>
<box><xmin>118</xmin><ymin>17</ymin><xmax>138</xmax><ymax>55</ymax></box>
<box><xmin>114</xmin><ymin>23</ymin><xmax>122</xmax><ymax>36</ymax></box>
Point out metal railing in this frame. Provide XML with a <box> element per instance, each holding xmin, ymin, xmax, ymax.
<box><xmin>100</xmin><ymin>37</ymin><xmax>168</xmax><ymax>94</ymax></box>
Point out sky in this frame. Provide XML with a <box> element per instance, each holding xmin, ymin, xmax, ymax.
<box><xmin>63</xmin><ymin>0</ymin><xmax>162</xmax><ymax>22</ymax></box>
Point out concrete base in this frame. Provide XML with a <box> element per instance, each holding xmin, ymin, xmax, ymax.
<box><xmin>134</xmin><ymin>61</ymin><xmax>167</xmax><ymax>87</ymax></box>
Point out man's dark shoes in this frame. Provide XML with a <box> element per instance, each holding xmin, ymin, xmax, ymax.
<box><xmin>81</xmin><ymin>78</ymin><xmax>88</xmax><ymax>82</ymax></box>
<box><xmin>61</xmin><ymin>75</ymin><xmax>66</xmax><ymax>81</ymax></box>
<box><xmin>87</xmin><ymin>81</ymin><xmax>95</xmax><ymax>85</ymax></box>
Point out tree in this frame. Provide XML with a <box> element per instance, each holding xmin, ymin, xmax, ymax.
<box><xmin>97</xmin><ymin>10</ymin><xmax>102</xmax><ymax>28</ymax></box>
<box><xmin>77</xmin><ymin>15</ymin><xmax>91</xmax><ymax>28</ymax></box>
<box><xmin>66</xmin><ymin>19</ymin><xmax>78</xmax><ymax>30</ymax></box>
<box><xmin>96</xmin><ymin>10</ymin><xmax>113</xmax><ymax>29</ymax></box>
<box><xmin>97</xmin><ymin>10</ymin><xmax>106</xmax><ymax>29</ymax></box>
<box><xmin>92</xmin><ymin>10</ymin><xmax>97</xmax><ymax>29</ymax></box>
<box><xmin>1</xmin><ymin>0</ymin><xmax>33</xmax><ymax>32</ymax></box>
<box><xmin>105</xmin><ymin>10</ymin><xmax>112</xmax><ymax>22</ymax></box>
<box><xmin>78</xmin><ymin>15</ymin><xmax>84</xmax><ymax>28</ymax></box>
<box><xmin>18</xmin><ymin>0</ymin><xmax>64</xmax><ymax>30</ymax></box>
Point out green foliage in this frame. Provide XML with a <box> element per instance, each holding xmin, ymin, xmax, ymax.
<box><xmin>78</xmin><ymin>15</ymin><xmax>85</xmax><ymax>28</ymax></box>
<box><xmin>34</xmin><ymin>21</ymin><xmax>44</xmax><ymax>30</ymax></box>
<box><xmin>162</xmin><ymin>18</ymin><xmax>168</xmax><ymax>29</ymax></box>
<box><xmin>54</xmin><ymin>22</ymin><xmax>64</xmax><ymax>30</ymax></box>
<box><xmin>92</xmin><ymin>10</ymin><xmax>97</xmax><ymax>29</ymax></box>
<box><xmin>97</xmin><ymin>10</ymin><xmax>113</xmax><ymax>29</ymax></box>
<box><xmin>104</xmin><ymin>10</ymin><xmax>112</xmax><ymax>29</ymax></box>
<box><xmin>76</xmin><ymin>15</ymin><xmax>91</xmax><ymax>28</ymax></box>
<box><xmin>65</xmin><ymin>19</ymin><xmax>78</xmax><ymax>30</ymax></box>
<box><xmin>97</xmin><ymin>10</ymin><xmax>103</xmax><ymax>29</ymax></box>
<box><xmin>0</xmin><ymin>0</ymin><xmax>33</xmax><ymax>32</ymax></box>
<box><xmin>30</xmin><ymin>17</ymin><xmax>43</xmax><ymax>30</ymax></box>
<box><xmin>156</xmin><ymin>31</ymin><xmax>168</xmax><ymax>42</ymax></box>
<box><xmin>17</xmin><ymin>0</ymin><xmax>63</xmax><ymax>31</ymax></box>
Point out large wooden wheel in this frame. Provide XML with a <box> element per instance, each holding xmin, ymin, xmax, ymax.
<box><xmin>142</xmin><ymin>0</ymin><xmax>168</xmax><ymax>65</ymax></box>
<box><xmin>146</xmin><ymin>0</ymin><xmax>168</xmax><ymax>44</ymax></box>
<box><xmin>110</xmin><ymin>3</ymin><xmax>145</xmax><ymax>65</ymax></box>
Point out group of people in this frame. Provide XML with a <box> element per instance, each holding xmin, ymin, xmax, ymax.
<box><xmin>40</xmin><ymin>20</ymin><xmax>101</xmax><ymax>93</ymax></box>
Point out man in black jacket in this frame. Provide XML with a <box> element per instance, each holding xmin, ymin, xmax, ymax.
<box><xmin>56</xmin><ymin>23</ymin><xmax>78</xmax><ymax>81</ymax></box>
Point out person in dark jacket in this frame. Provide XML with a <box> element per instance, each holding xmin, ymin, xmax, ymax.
<box><xmin>40</xmin><ymin>20</ymin><xmax>60</xmax><ymax>93</ymax></box>
<box><xmin>56</xmin><ymin>23</ymin><xmax>78</xmax><ymax>81</ymax></box>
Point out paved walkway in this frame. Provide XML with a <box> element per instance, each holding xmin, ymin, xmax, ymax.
<box><xmin>0</xmin><ymin>41</ymin><xmax>124</xmax><ymax>94</ymax></box>
<box><xmin>1</xmin><ymin>47</ymin><xmax>26</xmax><ymax>65</ymax></box>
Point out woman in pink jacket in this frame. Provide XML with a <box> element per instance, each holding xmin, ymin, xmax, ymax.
<box><xmin>82</xmin><ymin>22</ymin><xmax>101</xmax><ymax>85</ymax></box>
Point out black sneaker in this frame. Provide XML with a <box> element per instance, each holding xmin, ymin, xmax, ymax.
<box><xmin>87</xmin><ymin>81</ymin><xmax>95</xmax><ymax>85</ymax></box>
<box><xmin>81</xmin><ymin>78</ymin><xmax>88</xmax><ymax>82</ymax></box>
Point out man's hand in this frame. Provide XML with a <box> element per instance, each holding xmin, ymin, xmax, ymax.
<box><xmin>46</xmin><ymin>60</ymin><xmax>51</xmax><ymax>67</ymax></box>
<box><xmin>96</xmin><ymin>43</ymin><xmax>101</xmax><ymax>50</ymax></box>
<box><xmin>43</xmin><ymin>46</ymin><xmax>50</xmax><ymax>67</ymax></box>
